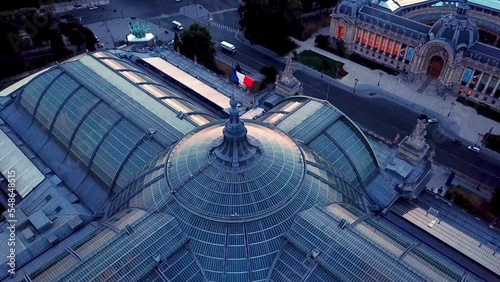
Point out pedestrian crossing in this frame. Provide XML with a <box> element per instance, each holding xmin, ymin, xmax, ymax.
<box><xmin>210</xmin><ymin>21</ymin><xmax>239</xmax><ymax>33</ymax></box>
<box><xmin>210</xmin><ymin>7</ymin><xmax>238</xmax><ymax>15</ymax></box>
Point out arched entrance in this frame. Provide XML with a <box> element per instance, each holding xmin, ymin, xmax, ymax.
<box><xmin>426</xmin><ymin>56</ymin><xmax>444</xmax><ymax>78</ymax></box>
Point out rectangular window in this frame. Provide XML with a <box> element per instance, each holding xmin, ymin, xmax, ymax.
<box><xmin>469</xmin><ymin>70</ymin><xmax>482</xmax><ymax>89</ymax></box>
<box><xmin>380</xmin><ymin>38</ymin><xmax>387</xmax><ymax>52</ymax></box>
<box><xmin>362</xmin><ymin>32</ymin><xmax>369</xmax><ymax>45</ymax></box>
<box><xmin>368</xmin><ymin>34</ymin><xmax>375</xmax><ymax>47</ymax></box>
<box><xmin>478</xmin><ymin>74</ymin><xmax>489</xmax><ymax>92</ymax></box>
<box><xmin>405</xmin><ymin>47</ymin><xmax>414</xmax><ymax>62</ymax></box>
<box><xmin>495</xmin><ymin>88</ymin><xmax>500</xmax><ymax>98</ymax></box>
<box><xmin>337</xmin><ymin>25</ymin><xmax>345</xmax><ymax>40</ymax></box>
<box><xmin>374</xmin><ymin>36</ymin><xmax>381</xmax><ymax>49</ymax></box>
<box><xmin>393</xmin><ymin>42</ymin><xmax>400</xmax><ymax>56</ymax></box>
<box><xmin>387</xmin><ymin>41</ymin><xmax>393</xmax><ymax>54</ymax></box>
<box><xmin>461</xmin><ymin>68</ymin><xmax>473</xmax><ymax>85</ymax></box>
<box><xmin>355</xmin><ymin>29</ymin><xmax>362</xmax><ymax>43</ymax></box>
<box><xmin>486</xmin><ymin>76</ymin><xmax>497</xmax><ymax>94</ymax></box>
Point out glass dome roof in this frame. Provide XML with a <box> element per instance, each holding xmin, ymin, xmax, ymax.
<box><xmin>166</xmin><ymin>122</ymin><xmax>305</xmax><ymax>221</ymax></box>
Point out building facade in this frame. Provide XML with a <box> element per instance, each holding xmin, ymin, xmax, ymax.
<box><xmin>330</xmin><ymin>0</ymin><xmax>500</xmax><ymax>111</ymax></box>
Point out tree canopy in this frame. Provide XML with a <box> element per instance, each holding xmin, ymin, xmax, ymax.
<box><xmin>179</xmin><ymin>23</ymin><xmax>216</xmax><ymax>66</ymax></box>
<box><xmin>238</xmin><ymin>0</ymin><xmax>302</xmax><ymax>55</ymax></box>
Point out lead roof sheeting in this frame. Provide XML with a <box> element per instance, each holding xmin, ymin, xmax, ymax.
<box><xmin>0</xmin><ymin>129</ymin><xmax>45</xmax><ymax>198</ymax></box>
<box><xmin>141</xmin><ymin>57</ymin><xmax>231</xmax><ymax>110</ymax></box>
<box><xmin>360</xmin><ymin>6</ymin><xmax>431</xmax><ymax>34</ymax></box>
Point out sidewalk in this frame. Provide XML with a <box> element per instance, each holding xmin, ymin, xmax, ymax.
<box><xmin>426</xmin><ymin>165</ymin><xmax>493</xmax><ymax>199</ymax></box>
<box><xmin>286</xmin><ymin>28</ymin><xmax>499</xmax><ymax>147</ymax></box>
<box><xmin>44</xmin><ymin>0</ymin><xmax>110</xmax><ymax>13</ymax></box>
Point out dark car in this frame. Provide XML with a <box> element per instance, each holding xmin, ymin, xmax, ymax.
<box><xmin>451</xmin><ymin>139</ymin><xmax>462</xmax><ymax>145</ymax></box>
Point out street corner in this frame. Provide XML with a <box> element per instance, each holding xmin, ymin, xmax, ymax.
<box><xmin>179</xmin><ymin>4</ymin><xmax>210</xmax><ymax>18</ymax></box>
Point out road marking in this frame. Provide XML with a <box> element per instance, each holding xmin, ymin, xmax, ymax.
<box><xmin>209</xmin><ymin>22</ymin><xmax>238</xmax><ymax>33</ymax></box>
<box><xmin>149</xmin><ymin>13</ymin><xmax>182</xmax><ymax>20</ymax></box>
<box><xmin>210</xmin><ymin>8</ymin><xmax>238</xmax><ymax>15</ymax></box>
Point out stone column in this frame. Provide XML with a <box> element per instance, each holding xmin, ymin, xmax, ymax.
<box><xmin>330</xmin><ymin>20</ymin><xmax>337</xmax><ymax>38</ymax></box>
<box><xmin>491</xmin><ymin>79</ymin><xmax>500</xmax><ymax>96</ymax></box>
<box><xmin>474</xmin><ymin>72</ymin><xmax>484</xmax><ymax>90</ymax></box>
<box><xmin>494</xmin><ymin>36</ymin><xmax>499</xmax><ymax>46</ymax></box>
<box><xmin>482</xmin><ymin>75</ymin><xmax>492</xmax><ymax>94</ymax></box>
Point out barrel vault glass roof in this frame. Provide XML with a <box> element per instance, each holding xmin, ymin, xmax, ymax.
<box><xmin>258</xmin><ymin>97</ymin><xmax>379</xmax><ymax>190</ymax></box>
<box><xmin>268</xmin><ymin>203</ymin><xmax>484</xmax><ymax>282</ymax></box>
<box><xmin>0</xmin><ymin>52</ymin><xmax>213</xmax><ymax>212</ymax></box>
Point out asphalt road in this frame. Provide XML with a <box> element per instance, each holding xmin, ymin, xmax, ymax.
<box><xmin>63</xmin><ymin>0</ymin><xmax>238</xmax><ymax>25</ymax></box>
<box><xmin>203</xmin><ymin>26</ymin><xmax>500</xmax><ymax>189</ymax></box>
<box><xmin>64</xmin><ymin>2</ymin><xmax>500</xmax><ymax>189</ymax></box>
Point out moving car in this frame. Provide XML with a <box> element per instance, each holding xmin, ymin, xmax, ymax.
<box><xmin>467</xmin><ymin>146</ymin><xmax>480</xmax><ymax>153</ymax></box>
<box><xmin>220</xmin><ymin>41</ymin><xmax>236</xmax><ymax>54</ymax></box>
<box><xmin>89</xmin><ymin>6</ymin><xmax>98</xmax><ymax>10</ymax></box>
<box><xmin>427</xmin><ymin>118</ymin><xmax>438</xmax><ymax>124</ymax></box>
<box><xmin>172</xmin><ymin>21</ymin><xmax>184</xmax><ymax>31</ymax></box>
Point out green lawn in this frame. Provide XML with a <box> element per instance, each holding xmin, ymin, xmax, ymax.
<box><xmin>297</xmin><ymin>50</ymin><xmax>346</xmax><ymax>79</ymax></box>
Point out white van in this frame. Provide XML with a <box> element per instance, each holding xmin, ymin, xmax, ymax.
<box><xmin>221</xmin><ymin>41</ymin><xmax>236</xmax><ymax>54</ymax></box>
<box><xmin>172</xmin><ymin>21</ymin><xmax>183</xmax><ymax>31</ymax></box>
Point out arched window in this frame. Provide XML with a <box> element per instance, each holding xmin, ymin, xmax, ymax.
<box><xmin>337</xmin><ymin>25</ymin><xmax>345</xmax><ymax>39</ymax></box>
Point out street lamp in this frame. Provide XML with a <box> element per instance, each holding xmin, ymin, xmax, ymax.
<box><xmin>353</xmin><ymin>78</ymin><xmax>359</xmax><ymax>93</ymax></box>
<box><xmin>474</xmin><ymin>133</ymin><xmax>484</xmax><ymax>147</ymax></box>
<box><xmin>447</xmin><ymin>102</ymin><xmax>456</xmax><ymax>117</ymax></box>
<box><xmin>378</xmin><ymin>72</ymin><xmax>383</xmax><ymax>86</ymax></box>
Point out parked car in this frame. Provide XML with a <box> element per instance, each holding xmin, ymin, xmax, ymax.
<box><xmin>427</xmin><ymin>118</ymin><xmax>438</xmax><ymax>124</ymax></box>
<box><xmin>451</xmin><ymin>139</ymin><xmax>462</xmax><ymax>146</ymax></box>
<box><xmin>74</xmin><ymin>4</ymin><xmax>82</xmax><ymax>8</ymax></box>
<box><xmin>467</xmin><ymin>146</ymin><xmax>480</xmax><ymax>153</ymax></box>
<box><xmin>89</xmin><ymin>6</ymin><xmax>98</xmax><ymax>10</ymax></box>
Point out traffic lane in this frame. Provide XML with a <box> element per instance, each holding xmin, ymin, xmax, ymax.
<box><xmin>434</xmin><ymin>147</ymin><xmax>499</xmax><ymax>188</ymax></box>
<box><xmin>210</xmin><ymin>29</ymin><xmax>499</xmax><ymax>184</ymax></box>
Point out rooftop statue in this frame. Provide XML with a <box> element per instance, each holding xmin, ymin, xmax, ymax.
<box><xmin>129</xmin><ymin>22</ymin><xmax>151</xmax><ymax>38</ymax></box>
<box><xmin>279</xmin><ymin>57</ymin><xmax>297</xmax><ymax>85</ymax></box>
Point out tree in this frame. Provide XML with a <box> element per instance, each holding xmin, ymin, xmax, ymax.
<box><xmin>260</xmin><ymin>66</ymin><xmax>278</xmax><ymax>89</ymax></box>
<box><xmin>173</xmin><ymin>32</ymin><xmax>180</xmax><ymax>51</ymax></box>
<box><xmin>315</xmin><ymin>34</ymin><xmax>328</xmax><ymax>49</ymax></box>
<box><xmin>82</xmin><ymin>27</ymin><xmax>97</xmax><ymax>51</ymax></box>
<box><xmin>68</xmin><ymin>28</ymin><xmax>85</xmax><ymax>50</ymax></box>
<box><xmin>337</xmin><ymin>40</ymin><xmax>346</xmax><ymax>58</ymax></box>
<box><xmin>179</xmin><ymin>23</ymin><xmax>215</xmax><ymax>66</ymax></box>
<box><xmin>239</xmin><ymin>0</ymin><xmax>302</xmax><ymax>55</ymax></box>
<box><xmin>28</xmin><ymin>13</ymin><xmax>53</xmax><ymax>46</ymax></box>
<box><xmin>491</xmin><ymin>189</ymin><xmax>500</xmax><ymax>216</ymax></box>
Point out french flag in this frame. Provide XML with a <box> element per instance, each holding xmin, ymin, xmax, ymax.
<box><xmin>232</xmin><ymin>68</ymin><xmax>253</xmax><ymax>88</ymax></box>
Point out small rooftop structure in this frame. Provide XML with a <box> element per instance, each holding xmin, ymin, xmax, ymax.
<box><xmin>396</xmin><ymin>115</ymin><xmax>430</xmax><ymax>165</ymax></box>
<box><xmin>275</xmin><ymin>58</ymin><xmax>301</xmax><ymax>97</ymax></box>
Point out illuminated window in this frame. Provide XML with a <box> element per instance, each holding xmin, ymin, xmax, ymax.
<box><xmin>380</xmin><ymin>38</ymin><xmax>387</xmax><ymax>52</ymax></box>
<box><xmin>393</xmin><ymin>42</ymin><xmax>400</xmax><ymax>56</ymax></box>
<box><xmin>374</xmin><ymin>36</ymin><xmax>381</xmax><ymax>49</ymax></box>
<box><xmin>337</xmin><ymin>25</ymin><xmax>345</xmax><ymax>40</ymax></box>
<box><xmin>355</xmin><ymin>29</ymin><xmax>362</xmax><ymax>43</ymax></box>
<box><xmin>362</xmin><ymin>32</ymin><xmax>369</xmax><ymax>45</ymax></box>
<box><xmin>387</xmin><ymin>41</ymin><xmax>393</xmax><ymax>54</ymax></box>
<box><xmin>368</xmin><ymin>34</ymin><xmax>375</xmax><ymax>47</ymax></box>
